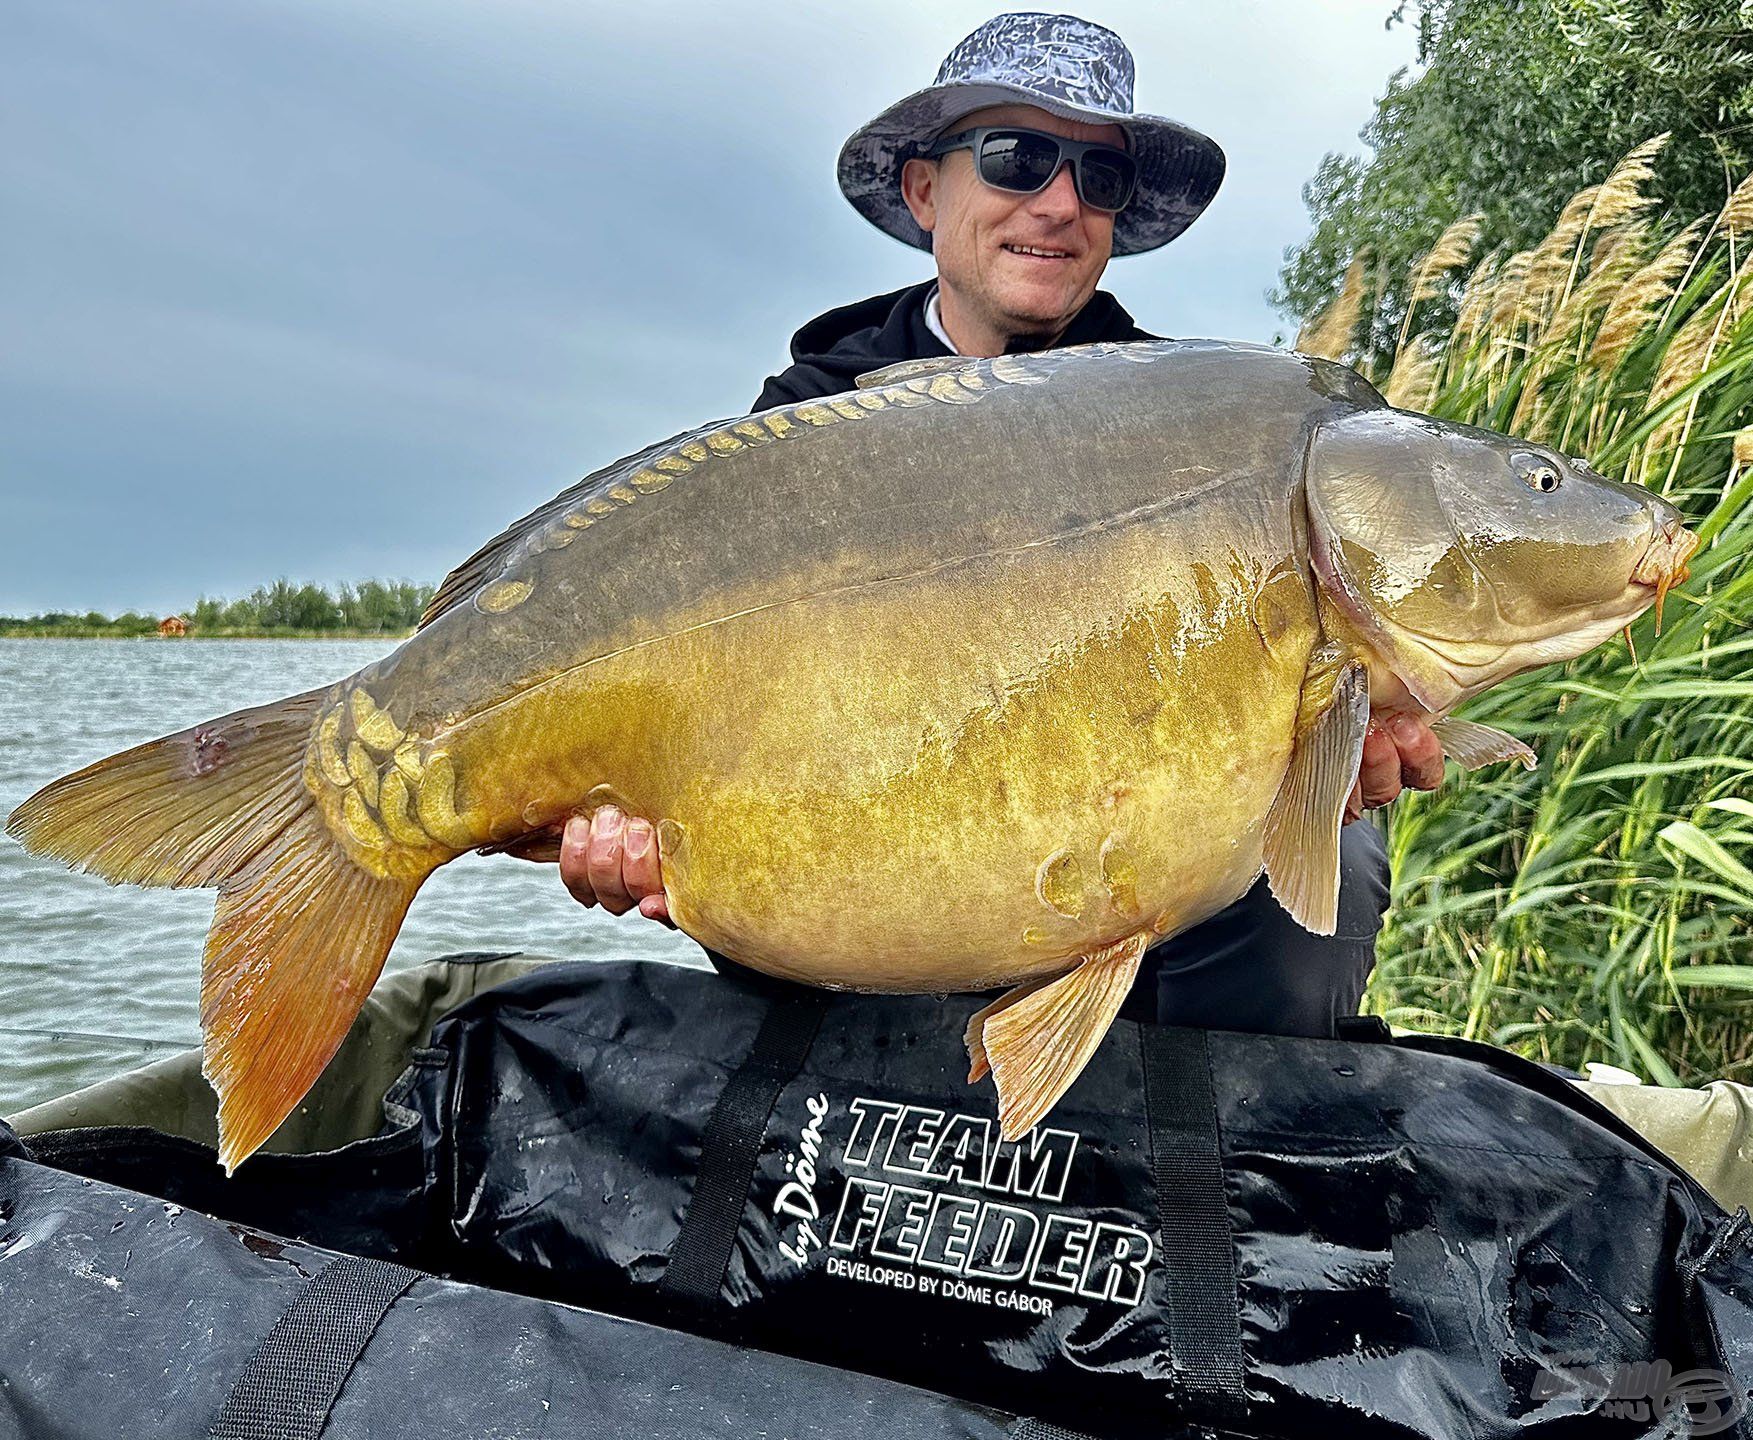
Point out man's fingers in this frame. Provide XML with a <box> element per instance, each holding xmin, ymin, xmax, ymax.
<box><xmin>622</xmin><ymin>818</ymin><xmax>664</xmax><ymax>902</ymax></box>
<box><xmin>1358</xmin><ymin>722</ymin><xmax>1403</xmax><ymax>810</ymax></box>
<box><xmin>626</xmin><ymin>820</ymin><xmax>674</xmax><ymax>926</ymax></box>
<box><xmin>586</xmin><ymin>806</ymin><xmax>635</xmax><ymax>914</ymax></box>
<box><xmin>1388</xmin><ymin>713</ymin><xmax>1446</xmax><ymax>791</ymax></box>
<box><xmin>556</xmin><ymin>806</ymin><xmax>672</xmax><ymax>923</ymax></box>
<box><xmin>558</xmin><ymin>815</ymin><xmax>599</xmax><ymax>908</ymax></box>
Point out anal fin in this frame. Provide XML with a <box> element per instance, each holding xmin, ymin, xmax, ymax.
<box><xmin>1429</xmin><ymin>717</ymin><xmax>1537</xmax><ymax>771</ymax></box>
<box><xmin>964</xmin><ymin>975</ymin><xmax>1053</xmax><ymax>1085</ymax></box>
<box><xmin>967</xmin><ymin>932</ymin><xmax>1150</xmax><ymax>1141</ymax></box>
<box><xmin>1263</xmin><ymin>656</ymin><xmax>1369</xmax><ymax>936</ymax></box>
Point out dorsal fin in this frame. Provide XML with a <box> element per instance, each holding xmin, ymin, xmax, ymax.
<box><xmin>855</xmin><ymin>356</ymin><xmax>977</xmax><ymax>389</ymax></box>
<box><xmin>418</xmin><ymin>427</ymin><xmax>725</xmax><ymax>630</ymax></box>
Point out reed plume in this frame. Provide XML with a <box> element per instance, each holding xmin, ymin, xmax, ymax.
<box><xmin>1488</xmin><ymin>249</ymin><xmax>1535</xmax><ymax>336</ymax></box>
<box><xmin>1384</xmin><ymin>336</ymin><xmax>1441</xmax><ymax>410</ymax></box>
<box><xmin>1297</xmin><ymin>253</ymin><xmax>1368</xmax><ymax>362</ymax></box>
<box><xmin>1558</xmin><ymin>134</ymin><xmax>1668</xmax><ymax>301</ymax></box>
<box><xmin>1547</xmin><ymin>220</ymin><xmax>1648</xmax><ymax>354</ymax></box>
<box><xmin>1451</xmin><ymin>252</ymin><xmax>1501</xmax><ymax>355</ymax></box>
<box><xmin>1395</xmin><ymin>214</ymin><xmax>1483</xmax><ymax>355</ymax></box>
<box><xmin>1591</xmin><ymin>220</ymin><xmax>1703</xmax><ymax>367</ymax></box>
<box><xmin>1519</xmin><ymin>186</ymin><xmax>1599</xmax><ymax>335</ymax></box>
<box><xmin>1716</xmin><ymin>170</ymin><xmax>1753</xmax><ymax>238</ymax></box>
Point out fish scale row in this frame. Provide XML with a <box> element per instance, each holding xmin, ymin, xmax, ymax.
<box><xmin>304</xmin><ymin>687</ymin><xmax>468</xmax><ymax>878</ymax></box>
<box><xmin>469</xmin><ymin>342</ymin><xmax>1178</xmax><ymax>620</ymax></box>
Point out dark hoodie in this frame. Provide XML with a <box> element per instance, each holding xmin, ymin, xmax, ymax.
<box><xmin>750</xmin><ymin>280</ymin><xmax>1158</xmax><ymax>411</ymax></box>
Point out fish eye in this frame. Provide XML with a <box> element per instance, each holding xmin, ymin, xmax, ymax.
<box><xmin>1518</xmin><ymin>457</ymin><xmax>1562</xmax><ymax>493</ymax></box>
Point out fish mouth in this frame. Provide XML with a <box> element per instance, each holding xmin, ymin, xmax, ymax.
<box><xmin>1630</xmin><ymin>510</ymin><xmax>1700</xmax><ymax>633</ymax></box>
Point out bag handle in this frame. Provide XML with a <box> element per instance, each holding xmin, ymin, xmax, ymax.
<box><xmin>658</xmin><ymin>992</ymin><xmax>826</xmax><ymax>1311</ymax></box>
<box><xmin>208</xmin><ymin>1253</ymin><xmax>421</xmax><ymax>1439</ymax></box>
<box><xmin>1141</xmin><ymin>1023</ymin><xmax>1247</xmax><ymax>1425</ymax></box>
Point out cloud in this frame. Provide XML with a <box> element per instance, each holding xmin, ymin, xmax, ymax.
<box><xmin>0</xmin><ymin>0</ymin><xmax>1415</xmax><ymax>613</ymax></box>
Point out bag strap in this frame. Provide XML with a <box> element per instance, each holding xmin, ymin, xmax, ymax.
<box><xmin>208</xmin><ymin>1253</ymin><xmax>421</xmax><ymax>1439</ymax></box>
<box><xmin>1140</xmin><ymin>1024</ymin><xmax>1247</xmax><ymax>1425</ymax></box>
<box><xmin>658</xmin><ymin>992</ymin><xmax>826</xmax><ymax>1310</ymax></box>
<box><xmin>1008</xmin><ymin>1420</ymin><xmax>1106</xmax><ymax>1439</ymax></box>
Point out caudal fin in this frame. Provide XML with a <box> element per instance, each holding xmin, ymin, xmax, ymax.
<box><xmin>6</xmin><ymin>690</ymin><xmax>424</xmax><ymax>1172</ymax></box>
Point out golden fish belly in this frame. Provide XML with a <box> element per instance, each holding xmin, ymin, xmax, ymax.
<box><xmin>437</xmin><ymin>510</ymin><xmax>1320</xmax><ymax>993</ymax></box>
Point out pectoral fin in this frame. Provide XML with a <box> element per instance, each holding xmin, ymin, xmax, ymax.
<box><xmin>966</xmin><ymin>931</ymin><xmax>1150</xmax><ymax>1141</ymax></box>
<box><xmin>1429</xmin><ymin>717</ymin><xmax>1537</xmax><ymax>772</ymax></box>
<box><xmin>1263</xmin><ymin>657</ymin><xmax>1370</xmax><ymax>936</ymax></box>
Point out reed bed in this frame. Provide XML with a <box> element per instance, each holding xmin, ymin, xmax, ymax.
<box><xmin>1299</xmin><ymin>136</ymin><xmax>1753</xmax><ymax>1083</ymax></box>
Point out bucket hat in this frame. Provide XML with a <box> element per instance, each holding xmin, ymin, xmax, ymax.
<box><xmin>837</xmin><ymin>12</ymin><xmax>1225</xmax><ymax>257</ymax></box>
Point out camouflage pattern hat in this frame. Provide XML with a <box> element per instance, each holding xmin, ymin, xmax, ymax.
<box><xmin>838</xmin><ymin>12</ymin><xmax>1225</xmax><ymax>258</ymax></box>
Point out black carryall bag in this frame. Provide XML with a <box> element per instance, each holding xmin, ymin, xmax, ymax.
<box><xmin>402</xmin><ymin>960</ymin><xmax>1753</xmax><ymax>1439</ymax></box>
<box><xmin>0</xmin><ymin>1151</ymin><xmax>1091</xmax><ymax>1440</ymax></box>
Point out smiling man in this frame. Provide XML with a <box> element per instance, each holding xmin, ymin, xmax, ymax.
<box><xmin>897</xmin><ymin>102</ymin><xmax>1129</xmax><ymax>357</ymax></box>
<box><xmin>541</xmin><ymin>12</ymin><xmax>1447</xmax><ymax>1037</ymax></box>
<box><xmin>752</xmin><ymin>12</ymin><xmax>1215</xmax><ymax>406</ymax></box>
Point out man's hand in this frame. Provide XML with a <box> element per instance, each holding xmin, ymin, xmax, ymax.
<box><xmin>1345</xmin><ymin>713</ymin><xmax>1446</xmax><ymax>824</ymax></box>
<box><xmin>505</xmin><ymin>805</ymin><xmax>673</xmax><ymax>926</ymax></box>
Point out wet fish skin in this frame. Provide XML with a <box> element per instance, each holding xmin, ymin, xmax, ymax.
<box><xmin>337</xmin><ymin>342</ymin><xmax>1335</xmax><ymax>990</ymax></box>
<box><xmin>6</xmin><ymin>340</ymin><xmax>1694</xmax><ymax>1168</ymax></box>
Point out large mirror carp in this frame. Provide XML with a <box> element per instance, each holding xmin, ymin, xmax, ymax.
<box><xmin>8</xmin><ymin>340</ymin><xmax>1697</xmax><ymax>1171</ymax></box>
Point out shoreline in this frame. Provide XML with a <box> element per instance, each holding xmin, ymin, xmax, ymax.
<box><xmin>0</xmin><ymin>630</ymin><xmax>415</xmax><ymax>641</ymax></box>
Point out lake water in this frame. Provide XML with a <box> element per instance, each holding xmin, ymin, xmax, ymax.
<box><xmin>0</xmin><ymin>639</ymin><xmax>705</xmax><ymax>1115</ymax></box>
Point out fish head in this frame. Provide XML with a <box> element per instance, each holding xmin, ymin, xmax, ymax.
<box><xmin>1304</xmin><ymin>408</ymin><xmax>1697</xmax><ymax>711</ymax></box>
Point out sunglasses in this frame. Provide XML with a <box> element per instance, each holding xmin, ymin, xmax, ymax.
<box><xmin>924</xmin><ymin>126</ymin><xmax>1138</xmax><ymax>214</ymax></box>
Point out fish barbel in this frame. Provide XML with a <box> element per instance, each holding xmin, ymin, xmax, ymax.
<box><xmin>7</xmin><ymin>341</ymin><xmax>1696</xmax><ymax>1170</ymax></box>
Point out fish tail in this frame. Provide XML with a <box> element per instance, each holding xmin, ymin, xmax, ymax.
<box><xmin>6</xmin><ymin>688</ymin><xmax>424</xmax><ymax>1172</ymax></box>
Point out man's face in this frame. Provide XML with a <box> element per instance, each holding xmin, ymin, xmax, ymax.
<box><xmin>901</xmin><ymin>103</ymin><xmax>1124</xmax><ymax>344</ymax></box>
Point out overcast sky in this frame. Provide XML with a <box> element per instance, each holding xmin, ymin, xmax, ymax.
<box><xmin>1</xmin><ymin>1</ymin><xmax>1418</xmax><ymax>615</ymax></box>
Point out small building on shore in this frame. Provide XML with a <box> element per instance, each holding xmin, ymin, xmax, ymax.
<box><xmin>157</xmin><ymin>615</ymin><xmax>188</xmax><ymax>638</ymax></box>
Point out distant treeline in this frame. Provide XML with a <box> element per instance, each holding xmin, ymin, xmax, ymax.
<box><xmin>0</xmin><ymin>579</ymin><xmax>436</xmax><ymax>638</ymax></box>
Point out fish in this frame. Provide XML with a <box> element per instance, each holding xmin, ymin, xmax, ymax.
<box><xmin>6</xmin><ymin>340</ymin><xmax>1697</xmax><ymax>1171</ymax></box>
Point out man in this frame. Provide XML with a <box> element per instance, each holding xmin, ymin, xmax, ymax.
<box><xmin>529</xmin><ymin>13</ymin><xmax>1446</xmax><ymax>1035</ymax></box>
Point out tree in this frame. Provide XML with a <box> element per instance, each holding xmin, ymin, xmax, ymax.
<box><xmin>289</xmin><ymin>582</ymin><xmax>340</xmax><ymax>630</ymax></box>
<box><xmin>1276</xmin><ymin>0</ymin><xmax>1753</xmax><ymax>355</ymax></box>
